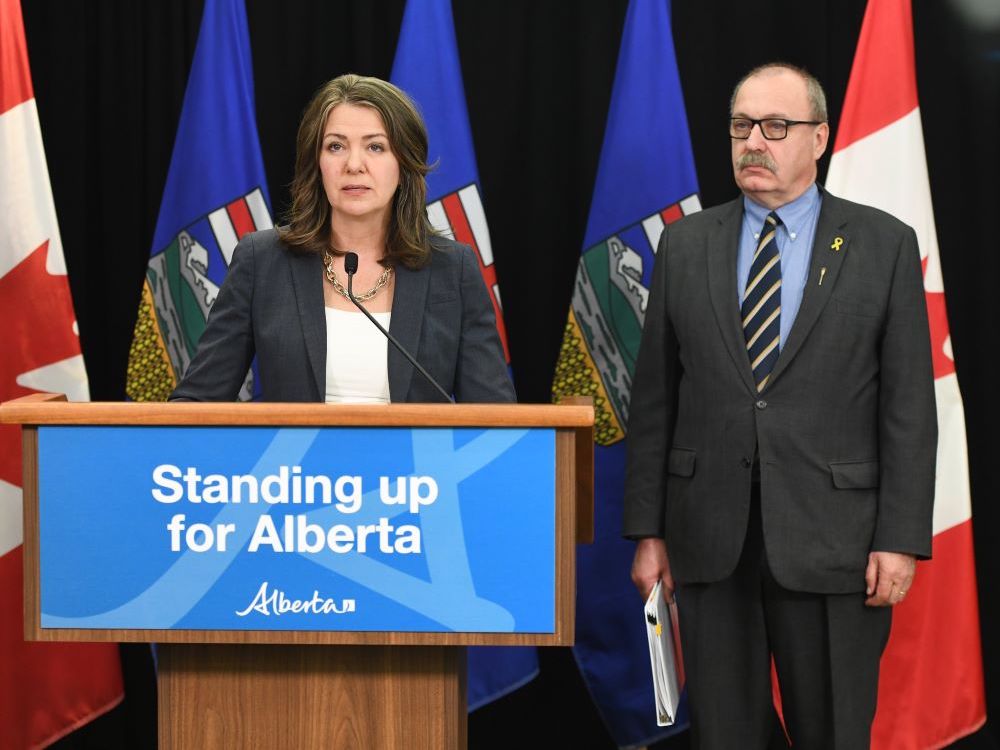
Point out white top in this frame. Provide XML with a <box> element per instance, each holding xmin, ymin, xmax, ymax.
<box><xmin>324</xmin><ymin>307</ymin><xmax>392</xmax><ymax>404</ymax></box>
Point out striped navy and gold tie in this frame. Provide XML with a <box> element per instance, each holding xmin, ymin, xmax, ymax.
<box><xmin>741</xmin><ymin>212</ymin><xmax>782</xmax><ymax>391</ymax></box>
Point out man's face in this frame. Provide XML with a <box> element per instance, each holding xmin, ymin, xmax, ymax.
<box><xmin>730</xmin><ymin>69</ymin><xmax>829</xmax><ymax>209</ymax></box>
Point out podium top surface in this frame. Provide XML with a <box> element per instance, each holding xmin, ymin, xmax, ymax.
<box><xmin>0</xmin><ymin>394</ymin><xmax>594</xmax><ymax>428</ymax></box>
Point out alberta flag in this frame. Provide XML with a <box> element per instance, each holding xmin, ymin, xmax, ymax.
<box><xmin>826</xmin><ymin>1</ymin><xmax>986</xmax><ymax>746</ymax></box>
<box><xmin>126</xmin><ymin>0</ymin><xmax>272</xmax><ymax>402</ymax></box>
<box><xmin>551</xmin><ymin>0</ymin><xmax>699</xmax><ymax>745</ymax></box>
<box><xmin>391</xmin><ymin>0</ymin><xmax>523</xmax><ymax>710</ymax></box>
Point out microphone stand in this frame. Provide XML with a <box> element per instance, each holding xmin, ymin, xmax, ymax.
<box><xmin>344</xmin><ymin>252</ymin><xmax>455</xmax><ymax>404</ymax></box>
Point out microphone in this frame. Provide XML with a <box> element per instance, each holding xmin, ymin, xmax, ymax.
<box><xmin>343</xmin><ymin>252</ymin><xmax>454</xmax><ymax>403</ymax></box>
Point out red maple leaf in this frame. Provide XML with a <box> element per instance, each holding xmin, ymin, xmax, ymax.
<box><xmin>0</xmin><ymin>241</ymin><xmax>82</xmax><ymax>486</ymax></box>
<box><xmin>921</xmin><ymin>256</ymin><xmax>955</xmax><ymax>380</ymax></box>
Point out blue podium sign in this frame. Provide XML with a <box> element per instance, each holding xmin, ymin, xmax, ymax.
<box><xmin>36</xmin><ymin>425</ymin><xmax>555</xmax><ymax>633</ymax></box>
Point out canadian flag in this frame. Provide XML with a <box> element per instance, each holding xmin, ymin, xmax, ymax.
<box><xmin>826</xmin><ymin>0</ymin><xmax>987</xmax><ymax>747</ymax></box>
<box><xmin>0</xmin><ymin>0</ymin><xmax>124</xmax><ymax>747</ymax></box>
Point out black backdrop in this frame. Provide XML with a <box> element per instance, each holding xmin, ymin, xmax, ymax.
<box><xmin>19</xmin><ymin>2</ymin><xmax>999</xmax><ymax>748</ymax></box>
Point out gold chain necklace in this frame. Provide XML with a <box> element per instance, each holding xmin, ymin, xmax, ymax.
<box><xmin>322</xmin><ymin>251</ymin><xmax>392</xmax><ymax>303</ymax></box>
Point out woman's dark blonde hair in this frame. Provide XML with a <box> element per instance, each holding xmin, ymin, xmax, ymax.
<box><xmin>280</xmin><ymin>74</ymin><xmax>434</xmax><ymax>269</ymax></box>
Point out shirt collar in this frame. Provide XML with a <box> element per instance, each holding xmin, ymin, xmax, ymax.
<box><xmin>743</xmin><ymin>183</ymin><xmax>821</xmax><ymax>241</ymax></box>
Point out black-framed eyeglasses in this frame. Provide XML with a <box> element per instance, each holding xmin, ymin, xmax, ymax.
<box><xmin>729</xmin><ymin>117</ymin><xmax>825</xmax><ymax>141</ymax></box>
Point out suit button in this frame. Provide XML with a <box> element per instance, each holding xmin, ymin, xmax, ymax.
<box><xmin>755</xmin><ymin>399</ymin><xmax>767</xmax><ymax>410</ymax></box>
<box><xmin>742</xmin><ymin>457</ymin><xmax>752</xmax><ymax>467</ymax></box>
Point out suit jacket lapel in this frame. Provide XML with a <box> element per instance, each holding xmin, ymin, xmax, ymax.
<box><xmin>289</xmin><ymin>250</ymin><xmax>326</xmax><ymax>400</ymax></box>
<box><xmin>766</xmin><ymin>192</ymin><xmax>850</xmax><ymax>386</ymax></box>
<box><xmin>387</xmin><ymin>261</ymin><xmax>429</xmax><ymax>401</ymax></box>
<box><xmin>708</xmin><ymin>198</ymin><xmax>758</xmax><ymax>395</ymax></box>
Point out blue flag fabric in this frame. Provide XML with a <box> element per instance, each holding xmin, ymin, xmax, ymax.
<box><xmin>127</xmin><ymin>0</ymin><xmax>272</xmax><ymax>401</ymax></box>
<box><xmin>391</xmin><ymin>0</ymin><xmax>525</xmax><ymax>710</ymax></box>
<box><xmin>551</xmin><ymin>0</ymin><xmax>699</xmax><ymax>745</ymax></box>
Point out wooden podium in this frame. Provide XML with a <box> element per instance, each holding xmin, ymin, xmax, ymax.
<box><xmin>1</xmin><ymin>394</ymin><xmax>593</xmax><ymax>750</ymax></box>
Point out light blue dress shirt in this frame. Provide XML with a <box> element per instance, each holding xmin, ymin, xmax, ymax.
<box><xmin>737</xmin><ymin>184</ymin><xmax>823</xmax><ymax>348</ymax></box>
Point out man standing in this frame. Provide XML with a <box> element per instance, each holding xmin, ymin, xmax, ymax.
<box><xmin>624</xmin><ymin>63</ymin><xmax>936</xmax><ymax>749</ymax></box>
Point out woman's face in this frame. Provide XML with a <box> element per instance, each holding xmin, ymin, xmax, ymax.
<box><xmin>319</xmin><ymin>103</ymin><xmax>401</xmax><ymax>227</ymax></box>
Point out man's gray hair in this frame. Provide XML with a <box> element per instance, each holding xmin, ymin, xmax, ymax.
<box><xmin>730</xmin><ymin>62</ymin><xmax>828</xmax><ymax>122</ymax></box>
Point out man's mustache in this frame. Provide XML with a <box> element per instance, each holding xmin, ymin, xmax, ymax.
<box><xmin>737</xmin><ymin>152</ymin><xmax>778</xmax><ymax>172</ymax></box>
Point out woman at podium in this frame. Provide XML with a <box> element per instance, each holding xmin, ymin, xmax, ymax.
<box><xmin>171</xmin><ymin>74</ymin><xmax>513</xmax><ymax>405</ymax></box>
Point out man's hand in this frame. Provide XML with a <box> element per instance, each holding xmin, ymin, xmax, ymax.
<box><xmin>631</xmin><ymin>537</ymin><xmax>675</xmax><ymax>603</ymax></box>
<box><xmin>865</xmin><ymin>550</ymin><xmax>917</xmax><ymax>607</ymax></box>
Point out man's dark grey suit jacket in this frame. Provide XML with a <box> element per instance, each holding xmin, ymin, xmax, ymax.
<box><xmin>623</xmin><ymin>189</ymin><xmax>937</xmax><ymax>594</ymax></box>
<box><xmin>171</xmin><ymin>229</ymin><xmax>514</xmax><ymax>404</ymax></box>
